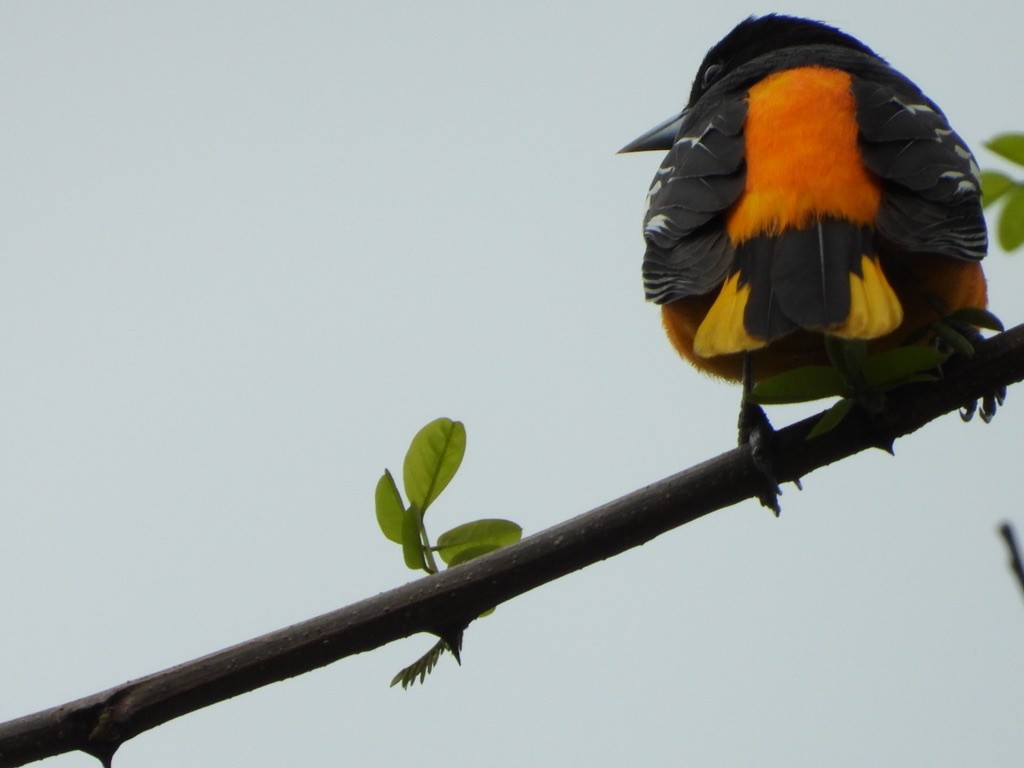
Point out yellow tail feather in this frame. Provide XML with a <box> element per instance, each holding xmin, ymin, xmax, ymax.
<box><xmin>831</xmin><ymin>255</ymin><xmax>903</xmax><ymax>339</ymax></box>
<box><xmin>693</xmin><ymin>273</ymin><xmax>766</xmax><ymax>357</ymax></box>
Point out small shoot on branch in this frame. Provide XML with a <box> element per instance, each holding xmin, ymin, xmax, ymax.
<box><xmin>373</xmin><ymin>418</ymin><xmax>523</xmax><ymax>688</ymax></box>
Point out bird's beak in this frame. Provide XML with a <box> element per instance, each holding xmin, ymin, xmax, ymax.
<box><xmin>618</xmin><ymin>109</ymin><xmax>687</xmax><ymax>154</ymax></box>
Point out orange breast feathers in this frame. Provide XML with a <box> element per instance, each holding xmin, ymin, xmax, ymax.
<box><xmin>726</xmin><ymin>66</ymin><xmax>882</xmax><ymax>242</ymax></box>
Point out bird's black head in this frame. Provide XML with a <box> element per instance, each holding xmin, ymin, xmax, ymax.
<box><xmin>688</xmin><ymin>14</ymin><xmax>879</xmax><ymax>106</ymax></box>
<box><xmin>619</xmin><ymin>15</ymin><xmax>883</xmax><ymax>154</ymax></box>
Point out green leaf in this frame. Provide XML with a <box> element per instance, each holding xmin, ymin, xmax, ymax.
<box><xmin>390</xmin><ymin>638</ymin><xmax>450</xmax><ymax>689</ymax></box>
<box><xmin>751</xmin><ymin>366</ymin><xmax>847</xmax><ymax>405</ymax></box>
<box><xmin>436</xmin><ymin>519</ymin><xmax>523</xmax><ymax>566</ymax></box>
<box><xmin>824</xmin><ymin>336</ymin><xmax>867</xmax><ymax>379</ymax></box>
<box><xmin>861</xmin><ymin>346</ymin><xmax>947</xmax><ymax>388</ymax></box>
<box><xmin>998</xmin><ymin>185</ymin><xmax>1024</xmax><ymax>251</ymax></box>
<box><xmin>446</xmin><ymin>543</ymin><xmax>505</xmax><ymax>567</ymax></box>
<box><xmin>944</xmin><ymin>307</ymin><xmax>1005</xmax><ymax>332</ymax></box>
<box><xmin>986</xmin><ymin>133</ymin><xmax>1024</xmax><ymax>166</ymax></box>
<box><xmin>807</xmin><ymin>398</ymin><xmax>855</xmax><ymax>439</ymax></box>
<box><xmin>403</xmin><ymin>418</ymin><xmax>466</xmax><ymax>515</ymax></box>
<box><xmin>981</xmin><ymin>170</ymin><xmax>1015</xmax><ymax>208</ymax></box>
<box><xmin>374</xmin><ymin>469</ymin><xmax>405</xmax><ymax>544</ymax></box>
<box><xmin>401</xmin><ymin>508</ymin><xmax>427</xmax><ymax>571</ymax></box>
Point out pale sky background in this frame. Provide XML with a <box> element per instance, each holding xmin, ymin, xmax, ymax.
<box><xmin>3</xmin><ymin>2</ymin><xmax>1024</xmax><ymax>766</ymax></box>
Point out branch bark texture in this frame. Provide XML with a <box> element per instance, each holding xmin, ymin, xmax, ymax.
<box><xmin>3</xmin><ymin>324</ymin><xmax>1024</xmax><ymax>767</ymax></box>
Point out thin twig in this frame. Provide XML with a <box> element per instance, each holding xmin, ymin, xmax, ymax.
<box><xmin>998</xmin><ymin>522</ymin><xmax>1024</xmax><ymax>601</ymax></box>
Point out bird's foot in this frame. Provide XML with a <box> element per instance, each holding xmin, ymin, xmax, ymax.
<box><xmin>738</xmin><ymin>401</ymin><xmax>783</xmax><ymax>515</ymax></box>
<box><xmin>938</xmin><ymin>322</ymin><xmax>1007</xmax><ymax>423</ymax></box>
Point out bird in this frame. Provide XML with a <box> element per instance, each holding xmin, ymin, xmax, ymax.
<box><xmin>620</xmin><ymin>14</ymin><xmax>994</xmax><ymax>510</ymax></box>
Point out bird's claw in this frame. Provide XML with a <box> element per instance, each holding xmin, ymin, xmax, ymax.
<box><xmin>944</xmin><ymin>323</ymin><xmax>1007</xmax><ymax>424</ymax></box>
<box><xmin>960</xmin><ymin>384</ymin><xmax>1006</xmax><ymax>424</ymax></box>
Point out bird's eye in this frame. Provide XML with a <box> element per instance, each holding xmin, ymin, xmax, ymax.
<box><xmin>702</xmin><ymin>63</ymin><xmax>723</xmax><ymax>88</ymax></box>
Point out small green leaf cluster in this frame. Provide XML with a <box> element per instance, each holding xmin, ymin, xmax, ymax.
<box><xmin>374</xmin><ymin>417</ymin><xmax>523</xmax><ymax>687</ymax></box>
<box><xmin>751</xmin><ymin>308</ymin><xmax>1003</xmax><ymax>437</ymax></box>
<box><xmin>375</xmin><ymin>417</ymin><xmax>522</xmax><ymax>574</ymax></box>
<box><xmin>981</xmin><ymin>133</ymin><xmax>1024</xmax><ymax>251</ymax></box>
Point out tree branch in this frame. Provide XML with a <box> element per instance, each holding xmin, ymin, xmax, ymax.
<box><xmin>3</xmin><ymin>324</ymin><xmax>1024</xmax><ymax>768</ymax></box>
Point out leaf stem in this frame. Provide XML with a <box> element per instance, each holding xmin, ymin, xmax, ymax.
<box><xmin>416</xmin><ymin>509</ymin><xmax>440</xmax><ymax>574</ymax></box>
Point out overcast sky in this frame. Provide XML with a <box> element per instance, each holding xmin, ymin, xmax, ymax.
<box><xmin>3</xmin><ymin>2</ymin><xmax>1024</xmax><ymax>766</ymax></box>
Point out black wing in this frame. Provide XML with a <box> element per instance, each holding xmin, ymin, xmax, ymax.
<box><xmin>853</xmin><ymin>77</ymin><xmax>987</xmax><ymax>261</ymax></box>
<box><xmin>641</xmin><ymin>98</ymin><xmax>747</xmax><ymax>304</ymax></box>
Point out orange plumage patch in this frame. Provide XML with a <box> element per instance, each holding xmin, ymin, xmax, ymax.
<box><xmin>725</xmin><ymin>67</ymin><xmax>882</xmax><ymax>245</ymax></box>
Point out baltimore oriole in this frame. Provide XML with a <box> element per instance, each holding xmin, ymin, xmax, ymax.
<box><xmin>621</xmin><ymin>15</ymin><xmax>993</xmax><ymax>509</ymax></box>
